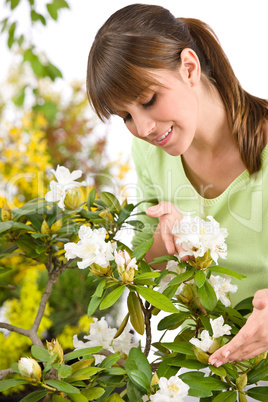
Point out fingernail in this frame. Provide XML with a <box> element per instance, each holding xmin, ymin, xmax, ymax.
<box><xmin>215</xmin><ymin>361</ymin><xmax>223</xmax><ymax>367</ymax></box>
<box><xmin>225</xmin><ymin>351</ymin><xmax>230</xmax><ymax>358</ymax></box>
<box><xmin>210</xmin><ymin>359</ymin><xmax>217</xmax><ymax>365</ymax></box>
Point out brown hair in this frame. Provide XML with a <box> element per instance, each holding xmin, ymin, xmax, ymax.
<box><xmin>87</xmin><ymin>4</ymin><xmax>268</xmax><ymax>174</ymax></box>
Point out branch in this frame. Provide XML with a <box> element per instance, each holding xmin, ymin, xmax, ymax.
<box><xmin>0</xmin><ymin>368</ymin><xmax>15</xmax><ymax>380</ymax></box>
<box><xmin>0</xmin><ymin>322</ymin><xmax>29</xmax><ymax>337</ymax></box>
<box><xmin>144</xmin><ymin>301</ymin><xmax>152</xmax><ymax>358</ymax></box>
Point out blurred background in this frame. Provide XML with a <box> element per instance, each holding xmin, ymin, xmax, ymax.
<box><xmin>0</xmin><ymin>0</ymin><xmax>267</xmax><ymax>398</ymax></box>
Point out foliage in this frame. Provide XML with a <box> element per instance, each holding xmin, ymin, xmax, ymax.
<box><xmin>0</xmin><ymin>167</ymin><xmax>267</xmax><ymax>401</ymax></box>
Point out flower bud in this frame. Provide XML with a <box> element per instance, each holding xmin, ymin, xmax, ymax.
<box><xmin>236</xmin><ymin>373</ymin><xmax>247</xmax><ymax>390</ymax></box>
<box><xmin>177</xmin><ymin>284</ymin><xmax>193</xmax><ymax>304</ymax></box>
<box><xmin>90</xmin><ymin>262</ymin><xmax>112</xmax><ymax>277</ymax></box>
<box><xmin>18</xmin><ymin>357</ymin><xmax>42</xmax><ymax>383</ymax></box>
<box><xmin>1</xmin><ymin>201</ymin><xmax>12</xmax><ymax>221</ymax></box>
<box><xmin>115</xmin><ymin>250</ymin><xmax>137</xmax><ymax>284</ymax></box>
<box><xmin>46</xmin><ymin>338</ymin><xmax>64</xmax><ymax>364</ymax></box>
<box><xmin>41</xmin><ymin>219</ymin><xmax>50</xmax><ymax>234</ymax></box>
<box><xmin>192</xmin><ymin>346</ymin><xmax>209</xmax><ymax>364</ymax></box>
<box><xmin>64</xmin><ymin>188</ymin><xmax>81</xmax><ymax>210</ymax></box>
<box><xmin>151</xmin><ymin>371</ymin><xmax>159</xmax><ymax>387</ymax></box>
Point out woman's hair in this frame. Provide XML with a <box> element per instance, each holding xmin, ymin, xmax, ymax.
<box><xmin>87</xmin><ymin>3</ymin><xmax>267</xmax><ymax>174</ymax></box>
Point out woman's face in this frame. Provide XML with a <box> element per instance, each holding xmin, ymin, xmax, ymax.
<box><xmin>116</xmin><ymin>68</ymin><xmax>199</xmax><ymax>156</ymax></box>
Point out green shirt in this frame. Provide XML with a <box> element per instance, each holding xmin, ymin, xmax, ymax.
<box><xmin>132</xmin><ymin>137</ymin><xmax>268</xmax><ymax>306</ymax></box>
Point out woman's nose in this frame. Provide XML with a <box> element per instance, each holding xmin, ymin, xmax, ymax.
<box><xmin>135</xmin><ymin>115</ymin><xmax>155</xmax><ymax>138</ymax></box>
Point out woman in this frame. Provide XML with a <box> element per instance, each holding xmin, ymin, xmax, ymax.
<box><xmin>87</xmin><ymin>4</ymin><xmax>268</xmax><ymax>367</ymax></box>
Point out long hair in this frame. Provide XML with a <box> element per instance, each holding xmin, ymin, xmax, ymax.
<box><xmin>87</xmin><ymin>4</ymin><xmax>268</xmax><ymax>174</ymax></box>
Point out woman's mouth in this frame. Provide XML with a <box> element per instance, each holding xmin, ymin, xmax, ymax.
<box><xmin>156</xmin><ymin>127</ymin><xmax>173</xmax><ymax>145</ymax></box>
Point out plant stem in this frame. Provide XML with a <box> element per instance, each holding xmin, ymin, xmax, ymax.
<box><xmin>144</xmin><ymin>301</ymin><xmax>152</xmax><ymax>357</ymax></box>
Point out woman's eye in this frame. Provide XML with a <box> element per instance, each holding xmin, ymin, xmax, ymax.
<box><xmin>143</xmin><ymin>94</ymin><xmax>156</xmax><ymax>108</ymax></box>
<box><xmin>123</xmin><ymin>114</ymin><xmax>132</xmax><ymax>124</ymax></box>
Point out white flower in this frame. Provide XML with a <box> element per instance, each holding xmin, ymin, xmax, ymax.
<box><xmin>45</xmin><ymin>165</ymin><xmax>86</xmax><ymax>210</ymax></box>
<box><xmin>209</xmin><ymin>275</ymin><xmax>238</xmax><ymax>307</ymax></box>
<box><xmin>73</xmin><ymin>317</ymin><xmax>116</xmax><ymax>350</ymax></box>
<box><xmin>210</xmin><ymin>316</ymin><xmax>232</xmax><ymax>339</ymax></box>
<box><xmin>64</xmin><ymin>225</ymin><xmax>114</xmax><ymax>269</ymax></box>
<box><xmin>112</xmin><ymin>324</ymin><xmax>139</xmax><ymax>355</ymax></box>
<box><xmin>158</xmin><ymin>260</ymin><xmax>186</xmax><ymax>294</ymax></box>
<box><xmin>18</xmin><ymin>357</ymin><xmax>42</xmax><ymax>382</ymax></box>
<box><xmin>189</xmin><ymin>330</ymin><xmax>214</xmax><ymax>352</ymax></box>
<box><xmin>172</xmin><ymin>215</ymin><xmax>228</xmax><ymax>264</ymax></box>
<box><xmin>150</xmin><ymin>376</ymin><xmax>189</xmax><ymax>401</ymax></box>
<box><xmin>73</xmin><ymin>318</ymin><xmax>137</xmax><ymax>363</ymax></box>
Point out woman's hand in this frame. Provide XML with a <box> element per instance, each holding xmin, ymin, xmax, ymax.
<box><xmin>209</xmin><ymin>289</ymin><xmax>268</xmax><ymax>366</ymax></box>
<box><xmin>146</xmin><ymin>201</ymin><xmax>184</xmax><ymax>255</ymax></box>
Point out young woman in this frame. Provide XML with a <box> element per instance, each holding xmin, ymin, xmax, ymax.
<box><xmin>87</xmin><ymin>4</ymin><xmax>268</xmax><ymax>367</ymax></box>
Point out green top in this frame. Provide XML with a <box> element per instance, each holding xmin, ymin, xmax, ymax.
<box><xmin>132</xmin><ymin>137</ymin><xmax>268</xmax><ymax>306</ymax></box>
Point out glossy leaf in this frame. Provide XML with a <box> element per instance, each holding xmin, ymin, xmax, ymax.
<box><xmin>100</xmin><ymin>192</ymin><xmax>121</xmax><ymax>214</ymax></box>
<box><xmin>212</xmin><ymin>391</ymin><xmax>237</xmax><ymax>401</ymax></box>
<box><xmin>197</xmin><ymin>281</ymin><xmax>217</xmax><ymax>311</ymax></box>
<box><xmin>126</xmin><ymin>380</ymin><xmax>143</xmax><ymax>402</ymax></box>
<box><xmin>132</xmin><ymin>238</ymin><xmax>154</xmax><ymax>261</ymax></box>
<box><xmin>0</xmin><ymin>379</ymin><xmax>28</xmax><ymax>392</ymax></box>
<box><xmin>99</xmin><ymin>353</ymin><xmax>121</xmax><ymax>369</ymax></box>
<box><xmin>19</xmin><ymin>390</ymin><xmax>47</xmax><ymax>402</ymax></box>
<box><xmin>99</xmin><ymin>285</ymin><xmax>125</xmax><ymax>310</ymax></box>
<box><xmin>127</xmin><ymin>292</ymin><xmax>145</xmax><ymax>335</ymax></box>
<box><xmin>128</xmin><ymin>369</ymin><xmax>150</xmax><ymax>393</ymax></box>
<box><xmin>58</xmin><ymin>364</ymin><xmax>72</xmax><ymax>378</ymax></box>
<box><xmin>208</xmin><ymin>266</ymin><xmax>246</xmax><ymax>280</ymax></box>
<box><xmin>161</xmin><ymin>342</ymin><xmax>195</xmax><ymax>357</ymax></box>
<box><xmin>158</xmin><ymin>312</ymin><xmax>190</xmax><ymax>331</ymax></box>
<box><xmin>87</xmin><ymin>294</ymin><xmax>103</xmax><ymax>317</ymax></box>
<box><xmin>247</xmin><ymin>387</ymin><xmax>268</xmax><ymax>401</ymax></box>
<box><xmin>45</xmin><ymin>380</ymin><xmax>79</xmax><ymax>394</ymax></box>
<box><xmin>31</xmin><ymin>345</ymin><xmax>50</xmax><ymax>362</ymax></box>
<box><xmin>64</xmin><ymin>346</ymin><xmax>102</xmax><ymax>362</ymax></box>
<box><xmin>194</xmin><ymin>270</ymin><xmax>206</xmax><ymax>288</ymax></box>
<box><xmin>81</xmin><ymin>387</ymin><xmax>105</xmax><ymax>400</ymax></box>
<box><xmin>136</xmin><ymin>285</ymin><xmax>179</xmax><ymax>313</ymax></box>
<box><xmin>114</xmin><ymin>312</ymin><xmax>130</xmax><ymax>338</ymax></box>
<box><xmin>247</xmin><ymin>361</ymin><xmax>268</xmax><ymax>384</ymax></box>
<box><xmin>87</xmin><ymin>187</ymin><xmax>96</xmax><ymax>209</ymax></box>
<box><xmin>125</xmin><ymin>348</ymin><xmax>152</xmax><ymax>384</ymax></box>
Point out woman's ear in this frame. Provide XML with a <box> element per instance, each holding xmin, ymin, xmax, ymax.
<box><xmin>179</xmin><ymin>48</ymin><xmax>200</xmax><ymax>86</ymax></box>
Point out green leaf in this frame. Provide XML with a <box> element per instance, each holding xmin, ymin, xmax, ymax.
<box><xmin>161</xmin><ymin>342</ymin><xmax>195</xmax><ymax>357</ymax></box>
<box><xmin>247</xmin><ymin>361</ymin><xmax>268</xmax><ymax>384</ymax></box>
<box><xmin>202</xmin><ymin>377</ymin><xmax>229</xmax><ymax>391</ymax></box>
<box><xmin>168</xmin><ymin>270</ymin><xmax>194</xmax><ymax>286</ymax></box>
<box><xmin>99</xmin><ymin>285</ymin><xmax>125</xmax><ymax>310</ymax></box>
<box><xmin>209</xmin><ymin>364</ymin><xmax>227</xmax><ymax>377</ymax></box>
<box><xmin>74</xmin><ymin>367</ymin><xmax>104</xmax><ymax>377</ymax></box>
<box><xmin>45</xmin><ymin>380</ymin><xmax>79</xmax><ymax>394</ymax></box>
<box><xmin>150</xmin><ymin>254</ymin><xmax>177</xmax><ymax>265</ymax></box>
<box><xmin>132</xmin><ymin>238</ymin><xmax>154</xmax><ymax>261</ymax></box>
<box><xmin>195</xmin><ymin>270</ymin><xmax>206</xmax><ymax>288</ymax></box>
<box><xmin>0</xmin><ymin>221</ymin><xmax>13</xmax><ymax>234</ymax></box>
<box><xmin>184</xmin><ymin>380</ymin><xmax>213</xmax><ymax>397</ymax></box>
<box><xmin>31</xmin><ymin>345</ymin><xmax>50</xmax><ymax>362</ymax></box>
<box><xmin>208</xmin><ymin>266</ymin><xmax>247</xmax><ymax>280</ymax></box>
<box><xmin>197</xmin><ymin>281</ymin><xmax>217</xmax><ymax>311</ymax></box>
<box><xmin>12</xmin><ymin>86</ymin><xmax>26</xmax><ymax>106</ymax></box>
<box><xmin>10</xmin><ymin>0</ymin><xmax>20</xmax><ymax>9</ymax></box>
<box><xmin>64</xmin><ymin>347</ymin><xmax>102</xmax><ymax>362</ymax></box>
<box><xmin>127</xmin><ymin>291</ymin><xmax>145</xmax><ymax>335</ymax></box>
<box><xmin>0</xmin><ymin>267</ymin><xmax>12</xmax><ymax>275</ymax></box>
<box><xmin>157</xmin><ymin>356</ymin><xmax>180</xmax><ymax>378</ymax></box>
<box><xmin>134</xmin><ymin>272</ymin><xmax>161</xmax><ymax>280</ymax></box>
<box><xmin>45</xmin><ymin>62</ymin><xmax>63</xmax><ymax>80</ymax></box>
<box><xmin>102</xmin><ymin>394</ymin><xmax>125</xmax><ymax>402</ymax></box>
<box><xmin>247</xmin><ymin>387</ymin><xmax>268</xmax><ymax>401</ymax></box>
<box><xmin>99</xmin><ymin>353</ymin><xmax>121</xmax><ymax>369</ymax></box>
<box><xmin>87</xmin><ymin>187</ymin><xmax>96</xmax><ymax>209</ymax></box>
<box><xmin>94</xmin><ymin>278</ymin><xmax>107</xmax><ymax>297</ymax></box>
<box><xmin>126</xmin><ymin>220</ymin><xmax>144</xmax><ymax>230</ymax></box>
<box><xmin>136</xmin><ymin>285</ymin><xmax>179</xmax><ymax>313</ymax></box>
<box><xmin>176</xmin><ymin>359</ymin><xmax>207</xmax><ymax>370</ymax></box>
<box><xmin>7</xmin><ymin>22</ymin><xmax>16</xmax><ymax>48</ymax></box>
<box><xmin>158</xmin><ymin>312</ymin><xmax>190</xmax><ymax>331</ymax></box>
<box><xmin>81</xmin><ymin>387</ymin><xmax>105</xmax><ymax>400</ymax></box>
<box><xmin>31</xmin><ymin>10</ymin><xmax>46</xmax><ymax>25</ymax></box>
<box><xmin>100</xmin><ymin>192</ymin><xmax>121</xmax><ymax>214</ymax></box>
<box><xmin>87</xmin><ymin>294</ymin><xmax>103</xmax><ymax>317</ymax></box>
<box><xmin>107</xmin><ymin>367</ymin><xmax>126</xmax><ymax>375</ymax></box>
<box><xmin>128</xmin><ymin>369</ymin><xmax>150</xmax><ymax>393</ymax></box>
<box><xmin>53</xmin><ymin>395</ymin><xmax>70</xmax><ymax>402</ymax></box>
<box><xmin>0</xmin><ymin>379</ymin><xmax>28</xmax><ymax>392</ymax></box>
<box><xmin>212</xmin><ymin>391</ymin><xmax>237</xmax><ymax>401</ymax></box>
<box><xmin>117</xmin><ymin>204</ymin><xmax>135</xmax><ymax>224</ymax></box>
<box><xmin>20</xmin><ymin>390</ymin><xmax>47</xmax><ymax>402</ymax></box>
<box><xmin>126</xmin><ymin>380</ymin><xmax>143</xmax><ymax>402</ymax></box>
<box><xmin>47</xmin><ymin>3</ymin><xmax>58</xmax><ymax>20</ymax></box>
<box><xmin>58</xmin><ymin>364</ymin><xmax>72</xmax><ymax>378</ymax></box>
<box><xmin>125</xmin><ymin>347</ymin><xmax>152</xmax><ymax>384</ymax></box>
